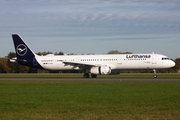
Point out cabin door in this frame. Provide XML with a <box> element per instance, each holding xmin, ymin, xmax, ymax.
<box><xmin>117</xmin><ymin>57</ymin><xmax>122</xmax><ymax>64</ymax></box>
<box><xmin>33</xmin><ymin>57</ymin><xmax>38</xmax><ymax>66</ymax></box>
<box><xmin>152</xmin><ymin>54</ymin><xmax>157</xmax><ymax>64</ymax></box>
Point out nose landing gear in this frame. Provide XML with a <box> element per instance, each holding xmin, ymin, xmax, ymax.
<box><xmin>153</xmin><ymin>69</ymin><xmax>157</xmax><ymax>78</ymax></box>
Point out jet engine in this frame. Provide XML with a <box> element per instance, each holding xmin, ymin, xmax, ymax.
<box><xmin>90</xmin><ymin>66</ymin><xmax>111</xmax><ymax>75</ymax></box>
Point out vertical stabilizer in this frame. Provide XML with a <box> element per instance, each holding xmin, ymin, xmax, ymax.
<box><xmin>12</xmin><ymin>34</ymin><xmax>36</xmax><ymax>59</ymax></box>
<box><xmin>12</xmin><ymin>34</ymin><xmax>42</xmax><ymax>69</ymax></box>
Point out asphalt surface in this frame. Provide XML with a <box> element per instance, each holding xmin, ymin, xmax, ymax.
<box><xmin>0</xmin><ymin>78</ymin><xmax>180</xmax><ymax>81</ymax></box>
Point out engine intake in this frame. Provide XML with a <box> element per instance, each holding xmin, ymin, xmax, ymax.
<box><xmin>90</xmin><ymin>66</ymin><xmax>111</xmax><ymax>75</ymax></box>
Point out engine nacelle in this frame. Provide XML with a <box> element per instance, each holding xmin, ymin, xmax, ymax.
<box><xmin>90</xmin><ymin>66</ymin><xmax>111</xmax><ymax>75</ymax></box>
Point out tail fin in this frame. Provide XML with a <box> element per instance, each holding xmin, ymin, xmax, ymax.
<box><xmin>12</xmin><ymin>34</ymin><xmax>42</xmax><ymax>69</ymax></box>
<box><xmin>12</xmin><ymin>34</ymin><xmax>36</xmax><ymax>59</ymax></box>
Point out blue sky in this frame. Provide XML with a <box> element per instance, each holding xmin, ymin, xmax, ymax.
<box><xmin>0</xmin><ymin>0</ymin><xmax>180</xmax><ymax>59</ymax></box>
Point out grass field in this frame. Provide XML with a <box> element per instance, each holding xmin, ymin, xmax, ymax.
<box><xmin>0</xmin><ymin>74</ymin><xmax>180</xmax><ymax>120</ymax></box>
<box><xmin>0</xmin><ymin>77</ymin><xmax>180</xmax><ymax>120</ymax></box>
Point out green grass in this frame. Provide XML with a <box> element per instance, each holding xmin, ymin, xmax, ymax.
<box><xmin>0</xmin><ymin>73</ymin><xmax>180</xmax><ymax>78</ymax></box>
<box><xmin>0</xmin><ymin>80</ymin><xmax>180</xmax><ymax>120</ymax></box>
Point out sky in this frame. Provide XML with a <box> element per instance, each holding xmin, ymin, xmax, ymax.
<box><xmin>0</xmin><ymin>0</ymin><xmax>180</xmax><ymax>59</ymax></box>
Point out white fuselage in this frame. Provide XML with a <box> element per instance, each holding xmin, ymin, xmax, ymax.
<box><xmin>35</xmin><ymin>54</ymin><xmax>175</xmax><ymax>71</ymax></box>
<box><xmin>11</xmin><ymin>34</ymin><xmax>176</xmax><ymax>78</ymax></box>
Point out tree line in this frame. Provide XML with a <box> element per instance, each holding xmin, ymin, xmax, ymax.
<box><xmin>0</xmin><ymin>50</ymin><xmax>179</xmax><ymax>73</ymax></box>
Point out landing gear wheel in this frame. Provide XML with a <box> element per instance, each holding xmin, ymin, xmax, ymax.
<box><xmin>153</xmin><ymin>69</ymin><xmax>157</xmax><ymax>78</ymax></box>
<box><xmin>154</xmin><ymin>74</ymin><xmax>157</xmax><ymax>78</ymax></box>
<box><xmin>91</xmin><ymin>74</ymin><xmax>97</xmax><ymax>78</ymax></box>
<box><xmin>84</xmin><ymin>73</ymin><xmax>90</xmax><ymax>78</ymax></box>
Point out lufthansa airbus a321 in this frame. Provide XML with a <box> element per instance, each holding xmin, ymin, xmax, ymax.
<box><xmin>10</xmin><ymin>34</ymin><xmax>175</xmax><ymax>78</ymax></box>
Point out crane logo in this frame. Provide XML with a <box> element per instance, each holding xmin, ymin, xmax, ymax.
<box><xmin>16</xmin><ymin>44</ymin><xmax>27</xmax><ymax>56</ymax></box>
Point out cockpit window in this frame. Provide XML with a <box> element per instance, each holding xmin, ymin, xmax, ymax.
<box><xmin>162</xmin><ymin>58</ymin><xmax>170</xmax><ymax>60</ymax></box>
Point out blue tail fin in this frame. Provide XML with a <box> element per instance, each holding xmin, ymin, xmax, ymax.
<box><xmin>12</xmin><ymin>34</ymin><xmax>36</xmax><ymax>59</ymax></box>
<box><xmin>12</xmin><ymin>34</ymin><xmax>42</xmax><ymax>69</ymax></box>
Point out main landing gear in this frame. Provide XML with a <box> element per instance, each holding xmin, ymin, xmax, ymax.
<box><xmin>153</xmin><ymin>69</ymin><xmax>157</xmax><ymax>78</ymax></box>
<box><xmin>83</xmin><ymin>73</ymin><xmax>89</xmax><ymax>78</ymax></box>
<box><xmin>83</xmin><ymin>73</ymin><xmax>97</xmax><ymax>78</ymax></box>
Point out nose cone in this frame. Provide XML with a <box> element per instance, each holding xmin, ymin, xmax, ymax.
<box><xmin>169</xmin><ymin>60</ymin><xmax>175</xmax><ymax>67</ymax></box>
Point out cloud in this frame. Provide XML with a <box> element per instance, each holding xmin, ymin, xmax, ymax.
<box><xmin>0</xmin><ymin>0</ymin><xmax>180</xmax><ymax>35</ymax></box>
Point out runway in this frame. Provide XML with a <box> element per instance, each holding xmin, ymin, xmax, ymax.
<box><xmin>0</xmin><ymin>78</ymin><xmax>180</xmax><ymax>81</ymax></box>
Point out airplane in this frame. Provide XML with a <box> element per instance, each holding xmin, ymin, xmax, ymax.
<box><xmin>10</xmin><ymin>34</ymin><xmax>175</xmax><ymax>78</ymax></box>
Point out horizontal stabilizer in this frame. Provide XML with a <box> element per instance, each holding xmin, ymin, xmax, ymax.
<box><xmin>9</xmin><ymin>57</ymin><xmax>17</xmax><ymax>63</ymax></box>
<box><xmin>9</xmin><ymin>57</ymin><xmax>27</xmax><ymax>63</ymax></box>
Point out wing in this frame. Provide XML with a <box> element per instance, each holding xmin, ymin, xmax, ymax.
<box><xmin>63</xmin><ymin>61</ymin><xmax>116</xmax><ymax>70</ymax></box>
<box><xmin>63</xmin><ymin>61</ymin><xmax>101</xmax><ymax>70</ymax></box>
